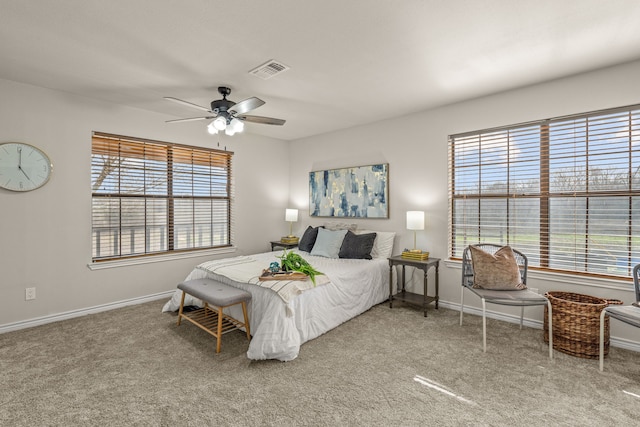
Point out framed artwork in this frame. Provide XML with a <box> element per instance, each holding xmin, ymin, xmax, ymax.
<box><xmin>309</xmin><ymin>163</ymin><xmax>389</xmax><ymax>218</ymax></box>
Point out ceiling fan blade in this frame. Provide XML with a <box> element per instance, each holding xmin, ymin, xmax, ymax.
<box><xmin>164</xmin><ymin>97</ymin><xmax>212</xmax><ymax>113</ymax></box>
<box><xmin>165</xmin><ymin>116</ymin><xmax>214</xmax><ymax>123</ymax></box>
<box><xmin>238</xmin><ymin>115</ymin><xmax>286</xmax><ymax>126</ymax></box>
<box><xmin>229</xmin><ymin>97</ymin><xmax>265</xmax><ymax>115</ymax></box>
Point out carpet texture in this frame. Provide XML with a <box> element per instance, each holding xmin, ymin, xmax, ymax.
<box><xmin>1</xmin><ymin>300</ymin><xmax>638</xmax><ymax>426</ymax></box>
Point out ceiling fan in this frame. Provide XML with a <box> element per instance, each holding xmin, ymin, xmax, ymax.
<box><xmin>164</xmin><ymin>86</ymin><xmax>286</xmax><ymax>135</ymax></box>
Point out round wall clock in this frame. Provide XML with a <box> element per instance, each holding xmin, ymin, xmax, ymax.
<box><xmin>0</xmin><ymin>142</ymin><xmax>53</xmax><ymax>192</ymax></box>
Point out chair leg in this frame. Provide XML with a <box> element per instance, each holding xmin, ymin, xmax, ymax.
<box><xmin>599</xmin><ymin>309</ymin><xmax>606</xmax><ymax>371</ymax></box>
<box><xmin>519</xmin><ymin>306</ymin><xmax>524</xmax><ymax>330</ymax></box>
<box><xmin>177</xmin><ymin>291</ymin><xmax>186</xmax><ymax>326</ymax></box>
<box><xmin>547</xmin><ymin>300</ymin><xmax>553</xmax><ymax>360</ymax></box>
<box><xmin>459</xmin><ymin>286</ymin><xmax>465</xmax><ymax>326</ymax></box>
<box><xmin>482</xmin><ymin>298</ymin><xmax>487</xmax><ymax>353</ymax></box>
<box><xmin>241</xmin><ymin>301</ymin><xmax>251</xmax><ymax>340</ymax></box>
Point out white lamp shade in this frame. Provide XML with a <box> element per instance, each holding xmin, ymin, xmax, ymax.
<box><xmin>285</xmin><ymin>209</ymin><xmax>299</xmax><ymax>222</ymax></box>
<box><xmin>207</xmin><ymin>122</ymin><xmax>219</xmax><ymax>134</ymax></box>
<box><xmin>213</xmin><ymin>116</ymin><xmax>227</xmax><ymax>131</ymax></box>
<box><xmin>230</xmin><ymin>118</ymin><xmax>244</xmax><ymax>133</ymax></box>
<box><xmin>406</xmin><ymin>211</ymin><xmax>425</xmax><ymax>230</ymax></box>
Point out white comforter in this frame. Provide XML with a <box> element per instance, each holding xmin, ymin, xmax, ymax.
<box><xmin>162</xmin><ymin>250</ymin><xmax>390</xmax><ymax>361</ymax></box>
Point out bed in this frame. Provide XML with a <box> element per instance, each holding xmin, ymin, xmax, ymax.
<box><xmin>162</xmin><ymin>227</ymin><xmax>395</xmax><ymax>361</ymax></box>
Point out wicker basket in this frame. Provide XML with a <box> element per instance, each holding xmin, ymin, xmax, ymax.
<box><xmin>543</xmin><ymin>291</ymin><xmax>622</xmax><ymax>359</ymax></box>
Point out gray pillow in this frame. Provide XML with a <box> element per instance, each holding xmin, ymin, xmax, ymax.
<box><xmin>470</xmin><ymin>245</ymin><xmax>526</xmax><ymax>290</ymax></box>
<box><xmin>310</xmin><ymin>228</ymin><xmax>348</xmax><ymax>258</ymax></box>
<box><xmin>298</xmin><ymin>226</ymin><xmax>320</xmax><ymax>252</ymax></box>
<box><xmin>339</xmin><ymin>231</ymin><xmax>376</xmax><ymax>260</ymax></box>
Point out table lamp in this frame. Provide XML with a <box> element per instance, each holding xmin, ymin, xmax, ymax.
<box><xmin>406</xmin><ymin>211</ymin><xmax>425</xmax><ymax>253</ymax></box>
<box><xmin>282</xmin><ymin>209</ymin><xmax>299</xmax><ymax>243</ymax></box>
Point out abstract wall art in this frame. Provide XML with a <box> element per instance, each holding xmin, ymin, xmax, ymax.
<box><xmin>309</xmin><ymin>163</ymin><xmax>389</xmax><ymax>218</ymax></box>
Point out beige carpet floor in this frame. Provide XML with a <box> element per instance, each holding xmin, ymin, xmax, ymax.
<box><xmin>1</xmin><ymin>300</ymin><xmax>638</xmax><ymax>426</ymax></box>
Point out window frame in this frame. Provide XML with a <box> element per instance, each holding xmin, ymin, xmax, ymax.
<box><xmin>449</xmin><ymin>104</ymin><xmax>640</xmax><ymax>280</ymax></box>
<box><xmin>91</xmin><ymin>132</ymin><xmax>234</xmax><ymax>263</ymax></box>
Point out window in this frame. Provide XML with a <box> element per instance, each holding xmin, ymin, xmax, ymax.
<box><xmin>449</xmin><ymin>104</ymin><xmax>640</xmax><ymax>279</ymax></box>
<box><xmin>91</xmin><ymin>132</ymin><xmax>233</xmax><ymax>262</ymax></box>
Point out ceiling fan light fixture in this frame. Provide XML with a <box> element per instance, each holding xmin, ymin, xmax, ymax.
<box><xmin>165</xmin><ymin>86</ymin><xmax>285</xmax><ymax>137</ymax></box>
<box><xmin>213</xmin><ymin>116</ymin><xmax>227</xmax><ymax>131</ymax></box>
<box><xmin>230</xmin><ymin>118</ymin><xmax>244</xmax><ymax>133</ymax></box>
<box><xmin>207</xmin><ymin>121</ymin><xmax>218</xmax><ymax>134</ymax></box>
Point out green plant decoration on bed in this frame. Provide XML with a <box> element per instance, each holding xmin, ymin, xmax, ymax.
<box><xmin>278</xmin><ymin>250</ymin><xmax>324</xmax><ymax>286</ymax></box>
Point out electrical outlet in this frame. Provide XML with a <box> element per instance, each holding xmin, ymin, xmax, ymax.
<box><xmin>25</xmin><ymin>287</ymin><xmax>36</xmax><ymax>301</ymax></box>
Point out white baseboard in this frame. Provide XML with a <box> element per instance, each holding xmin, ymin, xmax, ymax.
<box><xmin>3</xmin><ymin>293</ymin><xmax>638</xmax><ymax>354</ymax></box>
<box><xmin>0</xmin><ymin>290</ymin><xmax>175</xmax><ymax>334</ymax></box>
<box><xmin>440</xmin><ymin>300</ymin><xmax>640</xmax><ymax>353</ymax></box>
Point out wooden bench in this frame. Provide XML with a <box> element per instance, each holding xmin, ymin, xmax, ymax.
<box><xmin>177</xmin><ymin>278</ymin><xmax>251</xmax><ymax>353</ymax></box>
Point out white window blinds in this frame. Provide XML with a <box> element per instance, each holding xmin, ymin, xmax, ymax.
<box><xmin>91</xmin><ymin>132</ymin><xmax>233</xmax><ymax>261</ymax></box>
<box><xmin>449</xmin><ymin>105</ymin><xmax>640</xmax><ymax>278</ymax></box>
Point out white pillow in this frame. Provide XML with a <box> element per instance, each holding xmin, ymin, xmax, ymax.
<box><xmin>356</xmin><ymin>229</ymin><xmax>396</xmax><ymax>259</ymax></box>
<box><xmin>310</xmin><ymin>228</ymin><xmax>348</xmax><ymax>258</ymax></box>
<box><xmin>323</xmin><ymin>221</ymin><xmax>358</xmax><ymax>231</ymax></box>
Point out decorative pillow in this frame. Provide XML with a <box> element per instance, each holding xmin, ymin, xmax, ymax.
<box><xmin>469</xmin><ymin>245</ymin><xmax>526</xmax><ymax>290</ymax></box>
<box><xmin>298</xmin><ymin>226</ymin><xmax>320</xmax><ymax>252</ymax></box>
<box><xmin>323</xmin><ymin>222</ymin><xmax>358</xmax><ymax>231</ymax></box>
<box><xmin>339</xmin><ymin>231</ymin><xmax>376</xmax><ymax>259</ymax></box>
<box><xmin>356</xmin><ymin>229</ymin><xmax>396</xmax><ymax>259</ymax></box>
<box><xmin>310</xmin><ymin>228</ymin><xmax>348</xmax><ymax>258</ymax></box>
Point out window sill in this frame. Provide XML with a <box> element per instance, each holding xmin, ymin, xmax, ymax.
<box><xmin>87</xmin><ymin>247</ymin><xmax>237</xmax><ymax>270</ymax></box>
<box><xmin>443</xmin><ymin>258</ymin><xmax>635</xmax><ymax>293</ymax></box>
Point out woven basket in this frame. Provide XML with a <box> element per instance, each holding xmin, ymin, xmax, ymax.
<box><xmin>543</xmin><ymin>291</ymin><xmax>623</xmax><ymax>359</ymax></box>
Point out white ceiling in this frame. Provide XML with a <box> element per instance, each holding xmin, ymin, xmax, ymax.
<box><xmin>2</xmin><ymin>0</ymin><xmax>640</xmax><ymax>141</ymax></box>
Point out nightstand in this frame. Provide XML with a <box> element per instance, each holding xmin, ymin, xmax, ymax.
<box><xmin>270</xmin><ymin>241</ymin><xmax>299</xmax><ymax>251</ymax></box>
<box><xmin>388</xmin><ymin>255</ymin><xmax>440</xmax><ymax>317</ymax></box>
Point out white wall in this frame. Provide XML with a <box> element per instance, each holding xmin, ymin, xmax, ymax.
<box><xmin>0</xmin><ymin>78</ymin><xmax>290</xmax><ymax>327</ymax></box>
<box><xmin>289</xmin><ymin>60</ymin><xmax>640</xmax><ymax>347</ymax></box>
<box><xmin>3</xmin><ymin>59</ymin><xmax>640</xmax><ymax>347</ymax></box>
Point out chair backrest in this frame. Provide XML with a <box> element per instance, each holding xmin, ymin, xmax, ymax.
<box><xmin>461</xmin><ymin>243</ymin><xmax>528</xmax><ymax>288</ymax></box>
<box><xmin>632</xmin><ymin>264</ymin><xmax>640</xmax><ymax>303</ymax></box>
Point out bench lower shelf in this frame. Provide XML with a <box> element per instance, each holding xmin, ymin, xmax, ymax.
<box><xmin>179</xmin><ymin>306</ymin><xmax>246</xmax><ymax>338</ymax></box>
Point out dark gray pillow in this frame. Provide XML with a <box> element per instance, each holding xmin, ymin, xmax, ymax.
<box><xmin>298</xmin><ymin>226</ymin><xmax>320</xmax><ymax>252</ymax></box>
<box><xmin>339</xmin><ymin>231</ymin><xmax>376</xmax><ymax>260</ymax></box>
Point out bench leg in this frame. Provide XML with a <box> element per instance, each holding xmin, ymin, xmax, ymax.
<box><xmin>176</xmin><ymin>287</ymin><xmax>251</xmax><ymax>354</ymax></box>
<box><xmin>241</xmin><ymin>301</ymin><xmax>251</xmax><ymax>340</ymax></box>
<box><xmin>216</xmin><ymin>306</ymin><xmax>224</xmax><ymax>353</ymax></box>
<box><xmin>177</xmin><ymin>291</ymin><xmax>186</xmax><ymax>326</ymax></box>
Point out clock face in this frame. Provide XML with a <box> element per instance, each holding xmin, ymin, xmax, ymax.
<box><xmin>0</xmin><ymin>143</ymin><xmax>53</xmax><ymax>192</ymax></box>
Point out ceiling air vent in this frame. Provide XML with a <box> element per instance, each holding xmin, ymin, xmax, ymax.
<box><xmin>249</xmin><ymin>59</ymin><xmax>290</xmax><ymax>80</ymax></box>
